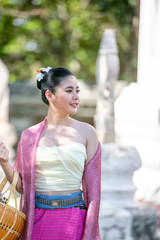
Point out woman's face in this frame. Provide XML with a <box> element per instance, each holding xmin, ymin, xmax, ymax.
<box><xmin>51</xmin><ymin>75</ymin><xmax>80</xmax><ymax>115</ymax></box>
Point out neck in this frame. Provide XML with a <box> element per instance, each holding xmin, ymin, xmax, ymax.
<box><xmin>46</xmin><ymin>106</ymin><xmax>71</xmax><ymax>128</ymax></box>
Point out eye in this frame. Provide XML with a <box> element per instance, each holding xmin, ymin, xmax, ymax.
<box><xmin>66</xmin><ymin>90</ymin><xmax>72</xmax><ymax>93</ymax></box>
<box><xmin>76</xmin><ymin>89</ymin><xmax>80</xmax><ymax>94</ymax></box>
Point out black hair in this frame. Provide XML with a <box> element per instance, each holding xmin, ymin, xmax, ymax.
<box><xmin>37</xmin><ymin>67</ymin><xmax>74</xmax><ymax>105</ymax></box>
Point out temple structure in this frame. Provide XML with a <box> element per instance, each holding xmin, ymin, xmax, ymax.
<box><xmin>115</xmin><ymin>0</ymin><xmax>160</xmax><ymax>204</ymax></box>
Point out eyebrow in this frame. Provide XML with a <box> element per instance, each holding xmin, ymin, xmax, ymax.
<box><xmin>64</xmin><ymin>86</ymin><xmax>80</xmax><ymax>89</ymax></box>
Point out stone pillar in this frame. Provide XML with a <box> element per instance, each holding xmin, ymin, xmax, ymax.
<box><xmin>95</xmin><ymin>29</ymin><xmax>120</xmax><ymax>143</ymax></box>
<box><xmin>115</xmin><ymin>0</ymin><xmax>160</xmax><ymax>204</ymax></box>
<box><xmin>0</xmin><ymin>60</ymin><xmax>17</xmax><ymax>167</ymax></box>
<box><xmin>95</xmin><ymin>28</ymin><xmax>159</xmax><ymax>239</ymax></box>
<box><xmin>0</xmin><ymin>59</ymin><xmax>10</xmax><ymax>123</ymax></box>
<box><xmin>100</xmin><ymin>144</ymin><xmax>158</xmax><ymax>240</ymax></box>
<box><xmin>137</xmin><ymin>0</ymin><xmax>160</xmax><ymax>88</ymax></box>
<box><xmin>100</xmin><ymin>144</ymin><xmax>142</xmax><ymax>240</ymax></box>
<box><xmin>101</xmin><ymin>145</ymin><xmax>141</xmax><ymax>207</ymax></box>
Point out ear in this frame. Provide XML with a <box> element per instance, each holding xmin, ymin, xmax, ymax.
<box><xmin>45</xmin><ymin>90</ymin><xmax>55</xmax><ymax>102</ymax></box>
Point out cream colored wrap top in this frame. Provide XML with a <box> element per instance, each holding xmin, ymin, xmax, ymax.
<box><xmin>35</xmin><ymin>142</ymin><xmax>87</xmax><ymax>192</ymax></box>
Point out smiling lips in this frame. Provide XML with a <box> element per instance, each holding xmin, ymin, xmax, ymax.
<box><xmin>70</xmin><ymin>103</ymin><xmax>78</xmax><ymax>108</ymax></box>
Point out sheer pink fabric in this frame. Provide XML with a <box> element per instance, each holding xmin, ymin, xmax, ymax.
<box><xmin>14</xmin><ymin>117</ymin><xmax>101</xmax><ymax>240</ymax></box>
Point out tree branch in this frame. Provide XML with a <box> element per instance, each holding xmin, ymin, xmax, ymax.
<box><xmin>0</xmin><ymin>7</ymin><xmax>45</xmax><ymax>18</ymax></box>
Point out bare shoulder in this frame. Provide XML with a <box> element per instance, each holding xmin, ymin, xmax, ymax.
<box><xmin>73</xmin><ymin>120</ymin><xmax>97</xmax><ymax>140</ymax></box>
<box><xmin>71</xmin><ymin>119</ymin><xmax>99</xmax><ymax>162</ymax></box>
<box><xmin>81</xmin><ymin>122</ymin><xmax>98</xmax><ymax>139</ymax></box>
<box><xmin>78</xmin><ymin>122</ymin><xmax>99</xmax><ymax>165</ymax></box>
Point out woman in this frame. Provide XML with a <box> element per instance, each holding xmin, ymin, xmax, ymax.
<box><xmin>0</xmin><ymin>67</ymin><xmax>101</xmax><ymax>240</ymax></box>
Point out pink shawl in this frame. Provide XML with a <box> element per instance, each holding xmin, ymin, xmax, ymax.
<box><xmin>14</xmin><ymin>117</ymin><xmax>101</xmax><ymax>240</ymax></box>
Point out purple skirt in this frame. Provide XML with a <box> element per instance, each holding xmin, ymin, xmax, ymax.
<box><xmin>31</xmin><ymin>207</ymin><xmax>86</xmax><ymax>240</ymax></box>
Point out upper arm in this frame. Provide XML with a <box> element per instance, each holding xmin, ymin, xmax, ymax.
<box><xmin>85</xmin><ymin>124</ymin><xmax>99</xmax><ymax>165</ymax></box>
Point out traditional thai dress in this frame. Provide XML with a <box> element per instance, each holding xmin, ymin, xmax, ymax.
<box><xmin>14</xmin><ymin>117</ymin><xmax>101</xmax><ymax>240</ymax></box>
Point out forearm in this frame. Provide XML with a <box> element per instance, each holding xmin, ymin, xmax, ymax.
<box><xmin>1</xmin><ymin>161</ymin><xmax>22</xmax><ymax>194</ymax></box>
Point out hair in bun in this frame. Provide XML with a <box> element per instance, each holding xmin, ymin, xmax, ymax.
<box><xmin>36</xmin><ymin>67</ymin><xmax>52</xmax><ymax>90</ymax></box>
<box><xmin>36</xmin><ymin>67</ymin><xmax>74</xmax><ymax>105</ymax></box>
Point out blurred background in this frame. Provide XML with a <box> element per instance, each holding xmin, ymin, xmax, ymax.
<box><xmin>0</xmin><ymin>0</ymin><xmax>139</xmax><ymax>83</ymax></box>
<box><xmin>2</xmin><ymin>0</ymin><xmax>160</xmax><ymax>239</ymax></box>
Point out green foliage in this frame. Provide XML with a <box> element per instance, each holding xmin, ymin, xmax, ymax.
<box><xmin>0</xmin><ymin>0</ymin><xmax>138</xmax><ymax>83</ymax></box>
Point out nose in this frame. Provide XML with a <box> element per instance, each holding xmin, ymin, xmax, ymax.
<box><xmin>73</xmin><ymin>91</ymin><xmax>79</xmax><ymax>99</ymax></box>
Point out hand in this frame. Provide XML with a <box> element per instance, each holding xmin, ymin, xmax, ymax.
<box><xmin>0</xmin><ymin>142</ymin><xmax>9</xmax><ymax>164</ymax></box>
